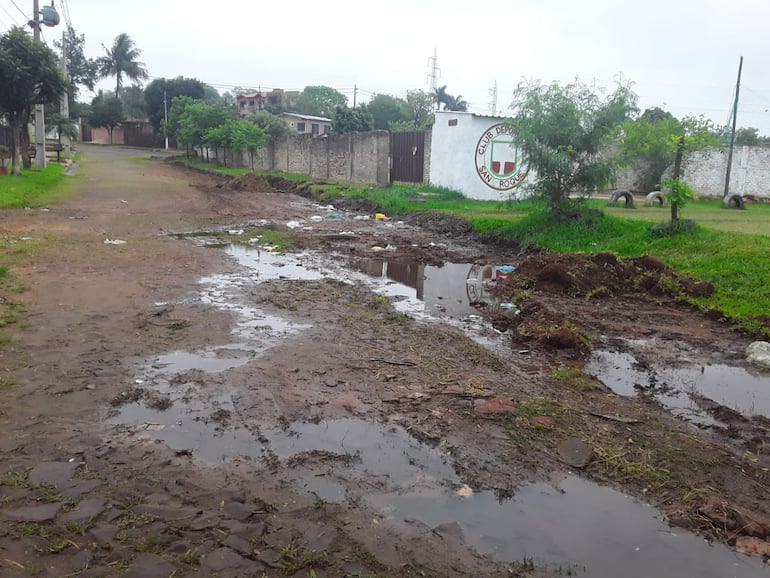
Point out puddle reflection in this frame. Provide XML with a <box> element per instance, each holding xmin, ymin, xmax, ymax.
<box><xmin>589</xmin><ymin>350</ymin><xmax>770</xmax><ymax>422</ymax></box>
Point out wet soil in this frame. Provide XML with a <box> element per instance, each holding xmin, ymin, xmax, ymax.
<box><xmin>0</xmin><ymin>146</ymin><xmax>768</xmax><ymax>577</ymax></box>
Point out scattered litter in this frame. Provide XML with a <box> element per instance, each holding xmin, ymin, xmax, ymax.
<box><xmin>375</xmin><ymin>213</ymin><xmax>387</xmax><ymax>220</ymax></box>
<box><xmin>588</xmin><ymin>412</ymin><xmax>640</xmax><ymax>424</ymax></box>
<box><xmin>40</xmin><ymin>208</ymin><xmax>50</xmax><ymax>212</ymax></box>
<box><xmin>353</xmin><ymin>215</ymin><xmax>370</xmax><ymax>221</ymax></box>
<box><xmin>499</xmin><ymin>302</ymin><xmax>515</xmax><ymax>309</ymax></box>
<box><xmin>429</xmin><ymin>242</ymin><xmax>447</xmax><ymax>248</ymax></box>
<box><xmin>456</xmin><ymin>484</ymin><xmax>474</xmax><ymax>498</ymax></box>
<box><xmin>369</xmin><ymin>358</ymin><xmax>416</xmax><ymax>367</ymax></box>
<box><xmin>371</xmin><ymin>246</ymin><xmax>385</xmax><ymax>252</ymax></box>
<box><xmin>247</xmin><ymin>237</ymin><xmax>261</xmax><ymax>244</ymax></box>
<box><xmin>286</xmin><ymin>221</ymin><xmax>302</xmax><ymax>229</ymax></box>
<box><xmin>228</xmin><ymin>229</ymin><xmax>244</xmax><ymax>235</ymax></box>
<box><xmin>143</xmin><ymin>423</ymin><xmax>164</xmax><ymax>431</ymax></box>
<box><xmin>302</xmin><ymin>226</ymin><xmax>314</xmax><ymax>231</ymax></box>
<box><xmin>309</xmin><ymin>215</ymin><xmax>324</xmax><ymax>222</ymax></box>
<box><xmin>325</xmin><ymin>212</ymin><xmax>344</xmax><ymax>219</ymax></box>
<box><xmin>104</xmin><ymin>238</ymin><xmax>127</xmax><ymax>245</ymax></box>
<box><xmin>121</xmin><ymin>199</ymin><xmax>128</xmax><ymax>204</ymax></box>
<box><xmin>496</xmin><ymin>265</ymin><xmax>516</xmax><ymax>274</ymax></box>
<box><xmin>134</xmin><ymin>379</ymin><xmax>144</xmax><ymax>384</ymax></box>
<box><xmin>255</xmin><ymin>219</ymin><xmax>271</xmax><ymax>226</ymax></box>
<box><xmin>385</xmin><ymin>244</ymin><xmax>397</xmax><ymax>251</ymax></box>
<box><xmin>19</xmin><ymin>237</ymin><xmax>32</xmax><ymax>241</ymax></box>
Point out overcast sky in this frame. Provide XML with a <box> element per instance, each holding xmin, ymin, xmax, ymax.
<box><xmin>3</xmin><ymin>0</ymin><xmax>769</xmax><ymax>134</ymax></box>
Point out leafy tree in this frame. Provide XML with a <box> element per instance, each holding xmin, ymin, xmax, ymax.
<box><xmin>248</xmin><ymin>111</ymin><xmax>290</xmax><ymax>143</ymax></box>
<box><xmin>97</xmin><ymin>33</ymin><xmax>148</xmax><ymax>96</ymax></box>
<box><xmin>0</xmin><ymin>27</ymin><xmax>66</xmax><ymax>174</ymax></box>
<box><xmin>620</xmin><ymin>111</ymin><xmax>717</xmax><ymax>194</ymax></box>
<box><xmin>174</xmin><ymin>100</ymin><xmax>232</xmax><ymax>160</ymax></box>
<box><xmin>511</xmin><ymin>79</ymin><xmax>637</xmax><ymax>210</ymax></box>
<box><xmin>390</xmin><ymin>89</ymin><xmax>434</xmax><ymax>132</ymax></box>
<box><xmin>231</xmin><ymin>120</ymin><xmax>268</xmax><ymax>169</ymax></box>
<box><xmin>120</xmin><ymin>84</ymin><xmax>147</xmax><ymax>120</ymax></box>
<box><xmin>724</xmin><ymin>126</ymin><xmax>761</xmax><ymax>146</ymax></box>
<box><xmin>366</xmin><ymin>94</ymin><xmax>407</xmax><ymax>130</ymax></box>
<box><xmin>145</xmin><ymin>76</ymin><xmax>206</xmax><ymax>131</ymax></box>
<box><xmin>292</xmin><ymin>86</ymin><xmax>347</xmax><ymax>118</ymax></box>
<box><xmin>204</xmin><ymin>120</ymin><xmax>237</xmax><ymax>166</ymax></box>
<box><xmin>89</xmin><ymin>91</ymin><xmax>124</xmax><ymax>144</ymax></box>
<box><xmin>54</xmin><ymin>25</ymin><xmax>98</xmax><ymax>114</ymax></box>
<box><xmin>332</xmin><ymin>106</ymin><xmax>374</xmax><ymax>134</ymax></box>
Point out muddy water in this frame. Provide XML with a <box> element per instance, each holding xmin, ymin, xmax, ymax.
<box><xmin>589</xmin><ymin>349</ymin><xmax>770</xmax><ymax>423</ymax></box>
<box><xmin>108</xmin><ymin>239</ymin><xmax>767</xmax><ymax>576</ymax></box>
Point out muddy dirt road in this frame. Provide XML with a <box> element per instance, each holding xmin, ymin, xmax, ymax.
<box><xmin>0</xmin><ymin>145</ymin><xmax>768</xmax><ymax>577</ymax></box>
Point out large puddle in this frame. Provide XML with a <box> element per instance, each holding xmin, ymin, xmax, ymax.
<box><xmin>107</xmin><ymin>235</ymin><xmax>767</xmax><ymax>575</ymax></box>
<box><xmin>588</xmin><ymin>349</ymin><xmax>770</xmax><ymax>424</ymax></box>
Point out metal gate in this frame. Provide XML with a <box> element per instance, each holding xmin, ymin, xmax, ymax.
<box><xmin>390</xmin><ymin>131</ymin><xmax>426</xmax><ymax>183</ymax></box>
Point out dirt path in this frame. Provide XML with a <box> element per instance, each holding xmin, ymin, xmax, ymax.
<box><xmin>0</xmin><ymin>145</ymin><xmax>768</xmax><ymax>577</ymax></box>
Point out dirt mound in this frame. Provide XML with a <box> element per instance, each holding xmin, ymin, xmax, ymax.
<box><xmin>503</xmin><ymin>252</ymin><xmax>714</xmax><ymax>299</ymax></box>
<box><xmin>221</xmin><ymin>173</ymin><xmax>272</xmax><ymax>191</ymax></box>
<box><xmin>484</xmin><ymin>252</ymin><xmax>715</xmax><ymax>356</ymax></box>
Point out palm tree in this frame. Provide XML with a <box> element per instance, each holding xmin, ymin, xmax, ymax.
<box><xmin>444</xmin><ymin>95</ymin><xmax>469</xmax><ymax>112</ymax></box>
<box><xmin>97</xmin><ymin>33</ymin><xmax>148</xmax><ymax>96</ymax></box>
<box><xmin>433</xmin><ymin>85</ymin><xmax>449</xmax><ymax>111</ymax></box>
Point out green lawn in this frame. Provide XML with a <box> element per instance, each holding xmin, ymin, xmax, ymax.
<box><xmin>0</xmin><ymin>162</ymin><xmax>74</xmax><ymax>208</ymax></box>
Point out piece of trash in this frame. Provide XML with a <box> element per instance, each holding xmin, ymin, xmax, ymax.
<box><xmin>143</xmin><ymin>423</ymin><xmax>164</xmax><ymax>431</ymax></box>
<box><xmin>499</xmin><ymin>302</ymin><xmax>515</xmax><ymax>309</ymax></box>
<box><xmin>371</xmin><ymin>246</ymin><xmax>385</xmax><ymax>252</ymax></box>
<box><xmin>325</xmin><ymin>212</ymin><xmax>344</xmax><ymax>219</ymax></box>
<box><xmin>496</xmin><ymin>265</ymin><xmax>516</xmax><ymax>274</ymax></box>
<box><xmin>353</xmin><ymin>215</ymin><xmax>370</xmax><ymax>221</ymax></box>
<box><xmin>247</xmin><ymin>237</ymin><xmax>261</xmax><ymax>244</ymax></box>
<box><xmin>228</xmin><ymin>229</ymin><xmax>244</xmax><ymax>235</ymax></box>
<box><xmin>456</xmin><ymin>485</ymin><xmax>474</xmax><ymax>498</ymax></box>
<box><xmin>121</xmin><ymin>199</ymin><xmax>128</xmax><ymax>203</ymax></box>
<box><xmin>104</xmin><ymin>238</ymin><xmax>127</xmax><ymax>245</ymax></box>
<box><xmin>385</xmin><ymin>244</ymin><xmax>397</xmax><ymax>251</ymax></box>
<box><xmin>588</xmin><ymin>412</ymin><xmax>640</xmax><ymax>424</ymax></box>
<box><xmin>375</xmin><ymin>213</ymin><xmax>387</xmax><ymax>220</ymax></box>
<box><xmin>370</xmin><ymin>358</ymin><xmax>416</xmax><ymax>367</ymax></box>
<box><xmin>286</xmin><ymin>221</ymin><xmax>301</xmax><ymax>229</ymax></box>
<box><xmin>134</xmin><ymin>379</ymin><xmax>144</xmax><ymax>384</ymax></box>
<box><xmin>302</xmin><ymin>226</ymin><xmax>314</xmax><ymax>231</ymax></box>
<box><xmin>309</xmin><ymin>215</ymin><xmax>323</xmax><ymax>222</ymax></box>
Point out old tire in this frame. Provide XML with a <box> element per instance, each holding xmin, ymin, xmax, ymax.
<box><xmin>644</xmin><ymin>191</ymin><xmax>666</xmax><ymax>207</ymax></box>
<box><xmin>723</xmin><ymin>194</ymin><xmax>746</xmax><ymax>209</ymax></box>
<box><xmin>609</xmin><ymin>189</ymin><xmax>634</xmax><ymax>206</ymax></box>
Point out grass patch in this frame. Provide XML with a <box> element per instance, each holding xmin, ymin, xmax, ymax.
<box><xmin>274</xmin><ymin>540</ymin><xmax>332</xmax><ymax>574</ymax></box>
<box><xmin>0</xmin><ymin>163</ymin><xmax>75</xmax><ymax>208</ymax></box>
<box><xmin>0</xmin><ymin>469</ymin><xmax>30</xmax><ymax>487</ymax></box>
<box><xmin>550</xmin><ymin>366</ymin><xmax>602</xmax><ymax>391</ymax></box>
<box><xmin>175</xmin><ymin>156</ymin><xmax>312</xmax><ymax>182</ymax></box>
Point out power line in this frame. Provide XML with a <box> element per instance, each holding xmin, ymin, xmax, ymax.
<box><xmin>0</xmin><ymin>4</ymin><xmax>23</xmax><ymax>27</ymax></box>
<box><xmin>8</xmin><ymin>0</ymin><xmax>28</xmax><ymax>20</ymax></box>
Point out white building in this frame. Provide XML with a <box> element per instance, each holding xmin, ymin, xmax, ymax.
<box><xmin>429</xmin><ymin>111</ymin><xmax>532</xmax><ymax>200</ymax></box>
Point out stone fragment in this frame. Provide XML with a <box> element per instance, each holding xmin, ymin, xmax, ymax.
<box><xmin>557</xmin><ymin>437</ymin><xmax>594</xmax><ymax>468</ymax></box>
<box><xmin>3</xmin><ymin>502</ymin><xmax>61</xmax><ymax>522</ymax></box>
<box><xmin>124</xmin><ymin>553</ymin><xmax>176</xmax><ymax>578</ymax></box>
<box><xmin>473</xmin><ymin>397</ymin><xmax>516</xmax><ymax>415</ymax></box>
<box><xmin>200</xmin><ymin>546</ymin><xmax>248</xmax><ymax>572</ymax></box>
<box><xmin>60</xmin><ymin>499</ymin><xmax>105</xmax><ymax>524</ymax></box>
<box><xmin>746</xmin><ymin>341</ymin><xmax>770</xmax><ymax>369</ymax></box>
<box><xmin>28</xmin><ymin>461</ymin><xmax>78</xmax><ymax>488</ymax></box>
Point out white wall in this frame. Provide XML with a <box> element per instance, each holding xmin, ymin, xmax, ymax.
<box><xmin>429</xmin><ymin>111</ymin><xmax>532</xmax><ymax>200</ymax></box>
<box><xmin>684</xmin><ymin>146</ymin><xmax>770</xmax><ymax>199</ymax></box>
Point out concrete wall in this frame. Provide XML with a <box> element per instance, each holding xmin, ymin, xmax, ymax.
<box><xmin>231</xmin><ymin>130</ymin><xmax>390</xmax><ymax>185</ymax></box>
<box><xmin>429</xmin><ymin>111</ymin><xmax>531</xmax><ymax>200</ymax></box>
<box><xmin>615</xmin><ymin>145</ymin><xmax>770</xmax><ymax>199</ymax></box>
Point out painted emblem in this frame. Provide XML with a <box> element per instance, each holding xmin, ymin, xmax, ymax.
<box><xmin>474</xmin><ymin>123</ymin><xmax>528</xmax><ymax>191</ymax></box>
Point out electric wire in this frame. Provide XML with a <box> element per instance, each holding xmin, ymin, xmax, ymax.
<box><xmin>8</xmin><ymin>0</ymin><xmax>28</xmax><ymax>20</ymax></box>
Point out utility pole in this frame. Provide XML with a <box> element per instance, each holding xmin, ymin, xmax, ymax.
<box><xmin>163</xmin><ymin>90</ymin><xmax>169</xmax><ymax>150</ymax></box>
<box><xmin>59</xmin><ymin>30</ymin><xmax>70</xmax><ymax>159</ymax></box>
<box><xmin>353</xmin><ymin>84</ymin><xmax>357</xmax><ymax>108</ymax></box>
<box><xmin>428</xmin><ymin>49</ymin><xmax>439</xmax><ymax>94</ymax></box>
<box><xmin>723</xmin><ymin>55</ymin><xmax>743</xmax><ymax>199</ymax></box>
<box><xmin>29</xmin><ymin>0</ymin><xmax>59</xmax><ymax>168</ymax></box>
<box><xmin>32</xmin><ymin>0</ymin><xmax>46</xmax><ymax>168</ymax></box>
<box><xmin>488</xmin><ymin>81</ymin><xmax>498</xmax><ymax>115</ymax></box>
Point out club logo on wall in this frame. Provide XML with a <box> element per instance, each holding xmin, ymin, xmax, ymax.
<box><xmin>475</xmin><ymin>123</ymin><xmax>528</xmax><ymax>191</ymax></box>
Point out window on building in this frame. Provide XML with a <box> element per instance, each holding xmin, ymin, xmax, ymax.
<box><xmin>248</xmin><ymin>100</ymin><xmax>255</xmax><ymax>106</ymax></box>
<box><xmin>311</xmin><ymin>123</ymin><xmax>319</xmax><ymax>135</ymax></box>
<box><xmin>296</xmin><ymin>122</ymin><xmax>306</xmax><ymax>132</ymax></box>
<box><xmin>239</xmin><ymin>101</ymin><xmax>245</xmax><ymax>108</ymax></box>
<box><xmin>323</xmin><ymin>125</ymin><xmax>330</xmax><ymax>134</ymax></box>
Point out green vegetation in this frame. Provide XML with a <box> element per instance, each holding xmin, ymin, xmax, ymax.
<box><xmin>0</xmin><ymin>163</ymin><xmax>73</xmax><ymax>207</ymax></box>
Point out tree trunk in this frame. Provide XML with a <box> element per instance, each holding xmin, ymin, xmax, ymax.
<box><xmin>670</xmin><ymin>135</ymin><xmax>685</xmax><ymax>223</ymax></box>
<box><xmin>10</xmin><ymin>119</ymin><xmax>21</xmax><ymax>176</ymax></box>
